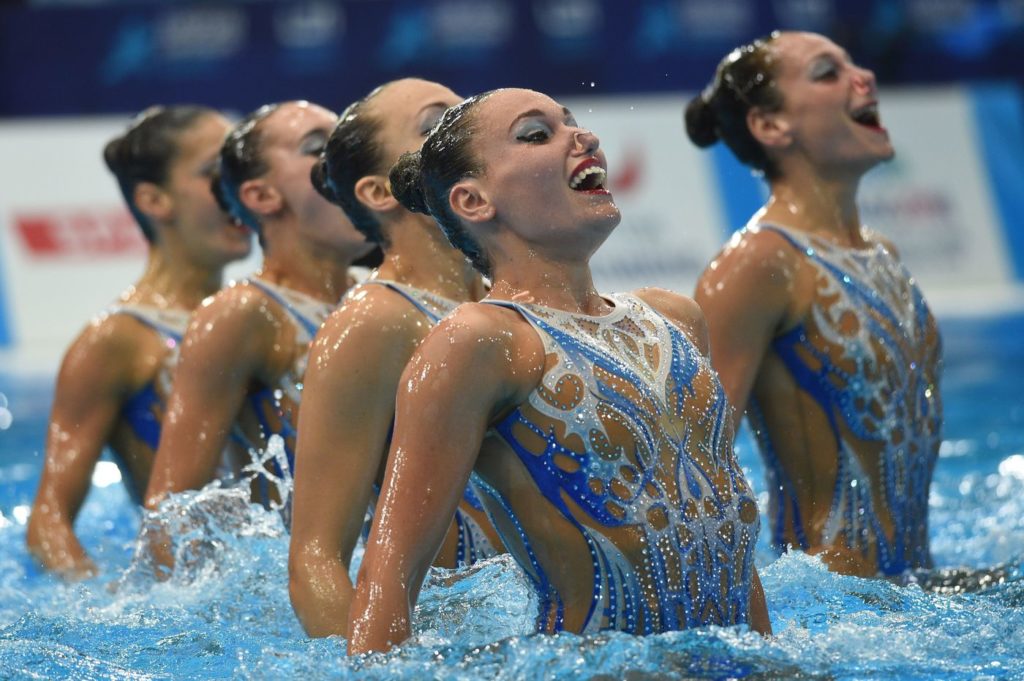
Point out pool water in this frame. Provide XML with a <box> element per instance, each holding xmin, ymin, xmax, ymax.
<box><xmin>1</xmin><ymin>313</ymin><xmax>1022</xmax><ymax>680</ymax></box>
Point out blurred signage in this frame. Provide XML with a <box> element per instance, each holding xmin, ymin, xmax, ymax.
<box><xmin>13</xmin><ymin>208</ymin><xmax>146</xmax><ymax>258</ymax></box>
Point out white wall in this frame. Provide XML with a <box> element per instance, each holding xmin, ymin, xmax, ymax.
<box><xmin>0</xmin><ymin>116</ymin><xmax>260</xmax><ymax>371</ymax></box>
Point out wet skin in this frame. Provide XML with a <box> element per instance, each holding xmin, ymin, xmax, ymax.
<box><xmin>289</xmin><ymin>79</ymin><xmax>502</xmax><ymax>639</ymax></box>
<box><xmin>695</xmin><ymin>32</ymin><xmax>942</xmax><ymax>576</ymax></box>
<box><xmin>348</xmin><ymin>89</ymin><xmax>770</xmax><ymax>654</ymax></box>
<box><xmin>26</xmin><ymin>113</ymin><xmax>252</xmax><ymax>579</ymax></box>
<box><xmin>144</xmin><ymin>102</ymin><xmax>370</xmax><ymax>519</ymax></box>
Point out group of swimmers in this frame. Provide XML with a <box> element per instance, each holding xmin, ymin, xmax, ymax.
<box><xmin>25</xmin><ymin>31</ymin><xmax>942</xmax><ymax>653</ymax></box>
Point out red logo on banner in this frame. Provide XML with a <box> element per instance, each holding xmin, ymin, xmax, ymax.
<box><xmin>13</xmin><ymin>208</ymin><xmax>146</xmax><ymax>257</ymax></box>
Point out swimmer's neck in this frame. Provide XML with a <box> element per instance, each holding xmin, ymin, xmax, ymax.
<box><xmin>759</xmin><ymin>167</ymin><xmax>866</xmax><ymax>247</ymax></box>
<box><xmin>488</xmin><ymin>258</ymin><xmax>609</xmax><ymax>317</ymax></box>
<box><xmin>257</xmin><ymin>235</ymin><xmax>360</xmax><ymax>305</ymax></box>
<box><xmin>375</xmin><ymin>213</ymin><xmax>482</xmax><ymax>303</ymax></box>
<box><xmin>125</xmin><ymin>245</ymin><xmax>224</xmax><ymax>310</ymax></box>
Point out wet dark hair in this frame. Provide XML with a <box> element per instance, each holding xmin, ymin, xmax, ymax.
<box><xmin>103</xmin><ymin>105</ymin><xmax>218</xmax><ymax>243</ymax></box>
<box><xmin>216</xmin><ymin>103</ymin><xmax>282</xmax><ymax>234</ymax></box>
<box><xmin>685</xmin><ymin>32</ymin><xmax>784</xmax><ymax>179</ymax></box>
<box><xmin>310</xmin><ymin>83</ymin><xmax>392</xmax><ymax>244</ymax></box>
<box><xmin>387</xmin><ymin>92</ymin><xmax>495</xmax><ymax>276</ymax></box>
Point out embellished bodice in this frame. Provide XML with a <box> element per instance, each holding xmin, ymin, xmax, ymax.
<box><xmin>482</xmin><ymin>293</ymin><xmax>760</xmax><ymax>634</ymax></box>
<box><xmin>750</xmin><ymin>223</ymin><xmax>942</xmax><ymax>575</ymax></box>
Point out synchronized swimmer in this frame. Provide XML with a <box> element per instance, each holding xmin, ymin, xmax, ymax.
<box><xmin>688</xmin><ymin>32</ymin><xmax>941</xmax><ymax>577</ymax></box>
<box><xmin>26</xmin><ymin>29</ymin><xmax>952</xmax><ymax>656</ymax></box>
<box><xmin>290</xmin><ymin>78</ymin><xmax>503</xmax><ymax>638</ymax></box>
<box><xmin>27</xmin><ymin>106</ymin><xmax>251</xmax><ymax>578</ymax></box>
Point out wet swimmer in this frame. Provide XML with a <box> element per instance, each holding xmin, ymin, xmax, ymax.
<box><xmin>26</xmin><ymin>106</ymin><xmax>252</xmax><ymax>578</ymax></box>
<box><xmin>348</xmin><ymin>88</ymin><xmax>771</xmax><ymax>654</ymax></box>
<box><xmin>289</xmin><ymin>79</ymin><xmax>504</xmax><ymax>638</ymax></box>
<box><xmin>143</xmin><ymin>101</ymin><xmax>371</xmax><ymax>518</ymax></box>
<box><xmin>688</xmin><ymin>32</ymin><xmax>942</xmax><ymax>578</ymax></box>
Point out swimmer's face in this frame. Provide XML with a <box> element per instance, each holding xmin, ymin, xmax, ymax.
<box><xmin>457</xmin><ymin>89</ymin><xmax>620</xmax><ymax>259</ymax></box>
<box><xmin>369</xmin><ymin>79</ymin><xmax>462</xmax><ymax>167</ymax></box>
<box><xmin>164</xmin><ymin>114</ymin><xmax>253</xmax><ymax>266</ymax></box>
<box><xmin>761</xmin><ymin>32</ymin><xmax>894</xmax><ymax>174</ymax></box>
<box><xmin>260</xmin><ymin>102</ymin><xmax>369</xmax><ymax>253</ymax></box>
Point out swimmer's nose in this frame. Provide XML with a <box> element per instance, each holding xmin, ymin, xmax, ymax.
<box><xmin>572</xmin><ymin>129</ymin><xmax>600</xmax><ymax>156</ymax></box>
<box><xmin>852</xmin><ymin>66</ymin><xmax>877</xmax><ymax>95</ymax></box>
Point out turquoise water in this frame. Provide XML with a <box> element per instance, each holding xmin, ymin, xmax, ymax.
<box><xmin>1</xmin><ymin>313</ymin><xmax>1022</xmax><ymax>680</ymax></box>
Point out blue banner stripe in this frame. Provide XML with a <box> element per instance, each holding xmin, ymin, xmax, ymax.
<box><xmin>709</xmin><ymin>142</ymin><xmax>767</xmax><ymax>237</ymax></box>
<box><xmin>970</xmin><ymin>83</ymin><xmax>1024</xmax><ymax>281</ymax></box>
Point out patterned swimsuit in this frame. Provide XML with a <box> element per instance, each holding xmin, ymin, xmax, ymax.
<box><xmin>477</xmin><ymin>293</ymin><xmax>760</xmax><ymax>634</ymax></box>
<box><xmin>749</xmin><ymin>223</ymin><xmax>942</xmax><ymax>575</ymax></box>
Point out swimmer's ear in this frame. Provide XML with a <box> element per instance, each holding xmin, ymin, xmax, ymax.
<box><xmin>747</xmin><ymin>106</ymin><xmax>793</xmax><ymax>151</ymax></box>
<box><xmin>239</xmin><ymin>178</ymin><xmax>283</xmax><ymax>219</ymax></box>
<box><xmin>354</xmin><ymin>175</ymin><xmax>399</xmax><ymax>213</ymax></box>
<box><xmin>449</xmin><ymin>179</ymin><xmax>495</xmax><ymax>224</ymax></box>
<box><xmin>133</xmin><ymin>181</ymin><xmax>172</xmax><ymax>223</ymax></box>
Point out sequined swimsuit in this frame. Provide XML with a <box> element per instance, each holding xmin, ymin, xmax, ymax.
<box><xmin>479</xmin><ymin>294</ymin><xmax>760</xmax><ymax>634</ymax></box>
<box><xmin>749</xmin><ymin>223</ymin><xmax>942</xmax><ymax>575</ymax></box>
<box><xmin>362</xmin><ymin>280</ymin><xmax>498</xmax><ymax>566</ymax></box>
<box><xmin>233</xmin><ymin>279</ymin><xmax>333</xmax><ymax>507</ymax></box>
<box><xmin>111</xmin><ymin>304</ymin><xmax>190</xmax><ymax>503</ymax></box>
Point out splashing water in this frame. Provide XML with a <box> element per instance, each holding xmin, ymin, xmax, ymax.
<box><xmin>1</xmin><ymin>314</ymin><xmax>1023</xmax><ymax>679</ymax></box>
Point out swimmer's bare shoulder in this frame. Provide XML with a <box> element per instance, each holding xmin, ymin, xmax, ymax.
<box><xmin>410</xmin><ymin>301</ymin><xmax>544</xmax><ymax>412</ymax></box>
<box><xmin>179</xmin><ymin>281</ymin><xmax>284</xmax><ymax>379</ymax></box>
<box><xmin>60</xmin><ymin>311</ymin><xmax>165</xmax><ymax>392</ymax></box>
<box><xmin>696</xmin><ymin>227</ymin><xmax>809</xmax><ymax>332</ymax></box>
<box><xmin>303</xmin><ymin>284</ymin><xmax>432</xmax><ymax>413</ymax></box>
<box><xmin>632</xmin><ymin>287</ymin><xmax>711</xmax><ymax>355</ymax></box>
<box><xmin>314</xmin><ymin>283</ymin><xmax>435</xmax><ymax>365</ymax></box>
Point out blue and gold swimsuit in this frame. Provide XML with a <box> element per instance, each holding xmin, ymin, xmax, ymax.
<box><xmin>233</xmin><ymin>279</ymin><xmax>333</xmax><ymax>509</ymax></box>
<box><xmin>749</xmin><ymin>223</ymin><xmax>942</xmax><ymax>575</ymax></box>
<box><xmin>362</xmin><ymin>279</ymin><xmax>498</xmax><ymax>566</ymax></box>
<box><xmin>478</xmin><ymin>293</ymin><xmax>760</xmax><ymax>634</ymax></box>
<box><xmin>111</xmin><ymin>304</ymin><xmax>190</xmax><ymax>503</ymax></box>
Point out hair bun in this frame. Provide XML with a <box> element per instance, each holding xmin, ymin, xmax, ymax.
<box><xmin>684</xmin><ymin>94</ymin><xmax>720</xmax><ymax>148</ymax></box>
<box><xmin>310</xmin><ymin>156</ymin><xmax>338</xmax><ymax>205</ymax></box>
<box><xmin>388</xmin><ymin>151</ymin><xmax>430</xmax><ymax>215</ymax></box>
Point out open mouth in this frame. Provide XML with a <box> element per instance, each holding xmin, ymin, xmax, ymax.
<box><xmin>850</xmin><ymin>103</ymin><xmax>885</xmax><ymax>131</ymax></box>
<box><xmin>569</xmin><ymin>158</ymin><xmax>610</xmax><ymax>194</ymax></box>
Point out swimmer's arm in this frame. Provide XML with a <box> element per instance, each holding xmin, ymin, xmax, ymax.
<box><xmin>289</xmin><ymin>299</ymin><xmax>418</xmax><ymax>638</ymax></box>
<box><xmin>144</xmin><ymin>292</ymin><xmax>275</xmax><ymax>509</ymax></box>
<box><xmin>347</xmin><ymin>310</ymin><xmax>523</xmax><ymax>654</ymax></box>
<box><xmin>26</xmin><ymin>321</ymin><xmax>136</xmax><ymax>578</ymax></box>
<box><xmin>693</xmin><ymin>234</ymin><xmax>797</xmax><ymax>428</ymax></box>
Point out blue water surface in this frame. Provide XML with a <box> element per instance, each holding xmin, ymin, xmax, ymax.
<box><xmin>1</xmin><ymin>313</ymin><xmax>1022</xmax><ymax>680</ymax></box>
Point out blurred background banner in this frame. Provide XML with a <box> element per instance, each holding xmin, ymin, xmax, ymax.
<box><xmin>3</xmin><ymin>0</ymin><xmax>1024</xmax><ymax>115</ymax></box>
<box><xmin>0</xmin><ymin>0</ymin><xmax>1022</xmax><ymax>365</ymax></box>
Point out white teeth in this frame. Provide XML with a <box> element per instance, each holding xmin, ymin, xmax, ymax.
<box><xmin>569</xmin><ymin>165</ymin><xmax>607</xmax><ymax>190</ymax></box>
<box><xmin>852</xmin><ymin>103</ymin><xmax>879</xmax><ymax>121</ymax></box>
